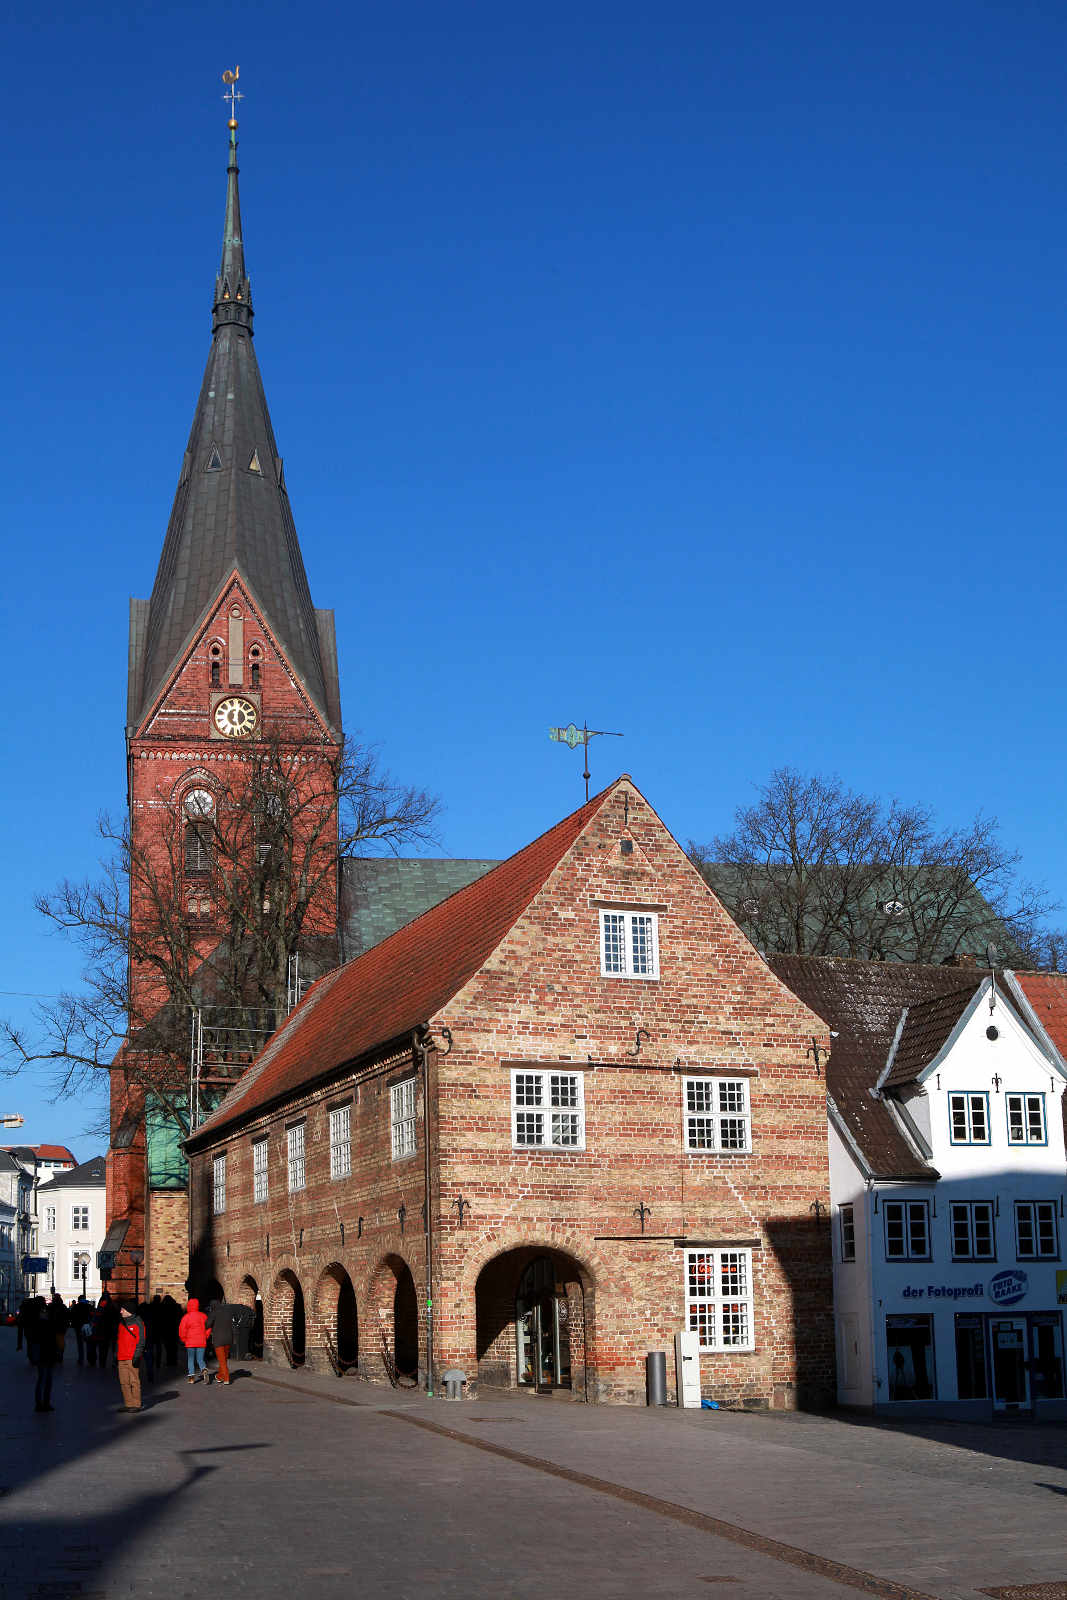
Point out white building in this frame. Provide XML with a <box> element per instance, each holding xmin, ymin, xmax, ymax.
<box><xmin>37</xmin><ymin>1156</ymin><xmax>107</xmax><ymax>1303</ymax></box>
<box><xmin>771</xmin><ymin>956</ymin><xmax>1067</xmax><ymax>1421</ymax></box>
<box><xmin>0</xmin><ymin>1149</ymin><xmax>40</xmax><ymax>1308</ymax></box>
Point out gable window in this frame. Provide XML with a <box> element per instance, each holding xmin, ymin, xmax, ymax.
<box><xmin>684</xmin><ymin>1077</ymin><xmax>751</xmax><ymax>1152</ymax></box>
<box><xmin>884</xmin><ymin>1199</ymin><xmax>930</xmax><ymax>1261</ymax></box>
<box><xmin>71</xmin><ymin>1206</ymin><xmax>89</xmax><ymax>1231</ymax></box>
<box><xmin>599</xmin><ymin>909</ymin><xmax>659</xmax><ymax>979</ymax></box>
<box><xmin>329</xmin><ymin>1104</ymin><xmax>351</xmax><ymax>1180</ymax></box>
<box><xmin>949</xmin><ymin>1201</ymin><xmax>995</xmax><ymax>1261</ymax></box>
<box><xmin>1006</xmin><ymin>1093</ymin><xmax>1046</xmax><ymax>1145</ymax></box>
<box><xmin>684</xmin><ymin>1248</ymin><xmax>754</xmax><ymax>1351</ymax></box>
<box><xmin>1016</xmin><ymin>1200</ymin><xmax>1059</xmax><ymax>1260</ymax></box>
<box><xmin>948</xmin><ymin>1092</ymin><xmax>989</xmax><ymax>1145</ymax></box>
<box><xmin>390</xmin><ymin>1079</ymin><xmax>417</xmax><ymax>1161</ymax></box>
<box><xmin>252</xmin><ymin>1138</ymin><xmax>268</xmax><ymax>1203</ymax></box>
<box><xmin>287</xmin><ymin>1123</ymin><xmax>306</xmax><ymax>1192</ymax></box>
<box><xmin>838</xmin><ymin>1203</ymin><xmax>856</xmax><ymax>1262</ymax></box>
<box><xmin>212</xmin><ymin>1153</ymin><xmax>226</xmax><ymax>1215</ymax></box>
<box><xmin>511</xmin><ymin>1069</ymin><xmax>585</xmax><ymax>1151</ymax></box>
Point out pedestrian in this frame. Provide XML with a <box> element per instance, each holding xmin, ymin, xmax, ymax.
<box><xmin>205</xmin><ymin>1301</ymin><xmax>237</xmax><ymax>1385</ymax></box>
<box><xmin>137</xmin><ymin>1299</ymin><xmax>156</xmax><ymax>1384</ymax></box>
<box><xmin>149</xmin><ymin>1294</ymin><xmax>165</xmax><ymax>1371</ymax></box>
<box><xmin>26</xmin><ymin>1297</ymin><xmax>58</xmax><ymax>1413</ymax></box>
<box><xmin>49</xmin><ymin>1293</ymin><xmax>68</xmax><ymax>1363</ymax></box>
<box><xmin>231</xmin><ymin>1302</ymin><xmax>254</xmax><ymax>1362</ymax></box>
<box><xmin>116</xmin><ymin>1303</ymin><xmax>146</xmax><ymax>1413</ymax></box>
<box><xmin>15</xmin><ymin>1297</ymin><xmax>29</xmax><ymax>1353</ymax></box>
<box><xmin>178</xmin><ymin>1297</ymin><xmax>208</xmax><ymax>1383</ymax></box>
<box><xmin>73</xmin><ymin>1295</ymin><xmax>90</xmax><ymax>1364</ymax></box>
<box><xmin>160</xmin><ymin>1294</ymin><xmax>180</xmax><ymax>1367</ymax></box>
<box><xmin>91</xmin><ymin>1295</ymin><xmax>113</xmax><ymax>1369</ymax></box>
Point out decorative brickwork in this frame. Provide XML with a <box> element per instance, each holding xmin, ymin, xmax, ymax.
<box><xmin>188</xmin><ymin>779</ymin><xmax>835</xmax><ymax>1407</ymax></box>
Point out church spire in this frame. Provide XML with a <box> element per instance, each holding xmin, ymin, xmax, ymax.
<box><xmin>213</xmin><ymin>71</ymin><xmax>253</xmax><ymax>333</ymax></box>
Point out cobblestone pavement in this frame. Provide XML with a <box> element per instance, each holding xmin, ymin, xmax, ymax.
<box><xmin>1</xmin><ymin>1331</ymin><xmax>1066</xmax><ymax>1600</ymax></box>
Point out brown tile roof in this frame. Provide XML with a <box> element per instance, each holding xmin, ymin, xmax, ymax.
<box><xmin>188</xmin><ymin>783</ymin><xmax>612</xmax><ymax>1143</ymax></box>
<box><xmin>768</xmin><ymin>956</ymin><xmax>991</xmax><ymax>1179</ymax></box>
<box><xmin>879</xmin><ymin>986</ymin><xmax>977</xmax><ymax>1090</ymax></box>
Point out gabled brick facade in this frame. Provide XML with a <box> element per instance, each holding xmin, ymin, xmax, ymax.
<box><xmin>187</xmin><ymin>778</ymin><xmax>835</xmax><ymax>1407</ymax></box>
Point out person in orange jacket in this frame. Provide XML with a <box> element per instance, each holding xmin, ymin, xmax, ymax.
<box><xmin>178</xmin><ymin>1297</ymin><xmax>209</xmax><ymax>1383</ymax></box>
<box><xmin>116</xmin><ymin>1304</ymin><xmax>146</xmax><ymax>1412</ymax></box>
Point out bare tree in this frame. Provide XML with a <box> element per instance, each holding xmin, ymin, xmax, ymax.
<box><xmin>687</xmin><ymin>767</ymin><xmax>1062</xmax><ymax>967</ymax></box>
<box><xmin>1</xmin><ymin>735</ymin><xmax>439</xmax><ymax>1136</ymax></box>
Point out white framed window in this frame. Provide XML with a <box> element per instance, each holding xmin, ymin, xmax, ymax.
<box><xmin>511</xmin><ymin>1069</ymin><xmax>585</xmax><ymax>1151</ymax></box>
<box><xmin>599</xmin><ymin>909</ymin><xmax>659</xmax><ymax>978</ymax></box>
<box><xmin>948</xmin><ymin>1092</ymin><xmax>989</xmax><ymax>1145</ymax></box>
<box><xmin>684</xmin><ymin>1077</ymin><xmax>751</xmax><ymax>1152</ymax></box>
<box><xmin>839</xmin><ymin>1203</ymin><xmax>855</xmax><ymax>1262</ymax></box>
<box><xmin>329</xmin><ymin>1104</ymin><xmax>351</xmax><ymax>1180</ymax></box>
<box><xmin>685</xmin><ymin>1248</ymin><xmax>755</xmax><ymax>1351</ymax></box>
<box><xmin>212</xmin><ymin>1152</ymin><xmax>226</xmax><ymax>1215</ymax></box>
<box><xmin>391</xmin><ymin>1079</ymin><xmax>417</xmax><ymax>1161</ymax></box>
<box><xmin>949</xmin><ymin>1201</ymin><xmax>995</xmax><ymax>1261</ymax></box>
<box><xmin>44</xmin><ymin>1206</ymin><xmax>56</xmax><ymax>1233</ymax></box>
<box><xmin>71</xmin><ymin>1249</ymin><xmax>91</xmax><ymax>1286</ymax></box>
<box><xmin>252</xmin><ymin>1138</ymin><xmax>268</xmax><ymax>1204</ymax></box>
<box><xmin>1016</xmin><ymin>1201</ymin><xmax>1059</xmax><ymax>1260</ymax></box>
<box><xmin>71</xmin><ymin>1205</ymin><xmax>90</xmax><ymax>1231</ymax></box>
<box><xmin>1006</xmin><ymin>1093</ymin><xmax>1047</xmax><ymax>1145</ymax></box>
<box><xmin>884</xmin><ymin>1199</ymin><xmax>930</xmax><ymax>1261</ymax></box>
<box><xmin>287</xmin><ymin>1123</ymin><xmax>306</xmax><ymax>1191</ymax></box>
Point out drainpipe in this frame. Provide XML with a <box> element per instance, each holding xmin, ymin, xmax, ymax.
<box><xmin>412</xmin><ymin>1027</ymin><xmax>434</xmax><ymax>1397</ymax></box>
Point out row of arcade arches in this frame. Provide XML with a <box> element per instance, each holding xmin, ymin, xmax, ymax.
<box><xmin>198</xmin><ymin>1246</ymin><xmax>591</xmax><ymax>1393</ymax></box>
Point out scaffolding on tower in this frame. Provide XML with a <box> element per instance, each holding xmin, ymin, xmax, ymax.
<box><xmin>189</xmin><ymin>1003</ymin><xmax>276</xmax><ymax>1130</ymax></box>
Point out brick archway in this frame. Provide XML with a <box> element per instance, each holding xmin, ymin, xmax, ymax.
<box><xmin>473</xmin><ymin>1242</ymin><xmax>596</xmax><ymax>1400</ymax></box>
<box><xmin>313</xmin><ymin>1261</ymin><xmax>359</xmax><ymax>1370</ymax></box>
<box><xmin>237</xmin><ymin>1274</ymin><xmax>264</xmax><ymax>1359</ymax></box>
<box><xmin>366</xmin><ymin>1253</ymin><xmax>420</xmax><ymax>1384</ymax></box>
<box><xmin>266</xmin><ymin>1267</ymin><xmax>306</xmax><ymax>1368</ymax></box>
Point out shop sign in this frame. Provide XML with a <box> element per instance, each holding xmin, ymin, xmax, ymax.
<box><xmin>989</xmin><ymin>1270</ymin><xmax>1028</xmax><ymax>1307</ymax></box>
<box><xmin>901</xmin><ymin>1283</ymin><xmax>983</xmax><ymax>1300</ymax></box>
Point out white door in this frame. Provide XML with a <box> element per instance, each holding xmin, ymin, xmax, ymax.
<box><xmin>675</xmin><ymin>1329</ymin><xmax>702</xmax><ymax>1408</ymax></box>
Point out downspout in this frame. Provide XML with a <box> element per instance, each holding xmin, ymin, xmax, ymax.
<box><xmin>413</xmin><ymin>1027</ymin><xmax>434</xmax><ymax>1397</ymax></box>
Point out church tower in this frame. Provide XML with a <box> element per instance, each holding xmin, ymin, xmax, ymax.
<box><xmin>108</xmin><ymin>88</ymin><xmax>343</xmax><ymax>1298</ymax></box>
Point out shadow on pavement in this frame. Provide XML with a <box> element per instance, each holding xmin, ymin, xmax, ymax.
<box><xmin>825</xmin><ymin>1405</ymin><xmax>1067</xmax><ymax>1473</ymax></box>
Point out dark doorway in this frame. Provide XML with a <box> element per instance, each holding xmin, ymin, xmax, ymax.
<box><xmin>517</xmin><ymin>1256</ymin><xmax>572</xmax><ymax>1390</ymax></box>
<box><xmin>291</xmin><ymin>1278</ymin><xmax>306</xmax><ymax>1364</ymax></box>
<box><xmin>337</xmin><ymin>1275</ymin><xmax>358</xmax><ymax>1366</ymax></box>
<box><xmin>394</xmin><ymin>1266</ymin><xmax>418</xmax><ymax>1377</ymax></box>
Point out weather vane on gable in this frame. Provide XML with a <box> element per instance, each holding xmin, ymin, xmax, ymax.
<box><xmin>549</xmin><ymin>721</ymin><xmax>623</xmax><ymax>800</ymax></box>
<box><xmin>221</xmin><ymin>66</ymin><xmax>243</xmax><ymax>126</ymax></box>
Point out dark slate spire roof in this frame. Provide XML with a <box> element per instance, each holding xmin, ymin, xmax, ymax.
<box><xmin>128</xmin><ymin>120</ymin><xmax>339</xmax><ymax>735</ymax></box>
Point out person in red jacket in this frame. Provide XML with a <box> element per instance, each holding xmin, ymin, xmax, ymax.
<box><xmin>178</xmin><ymin>1297</ymin><xmax>209</xmax><ymax>1383</ymax></box>
<box><xmin>116</xmin><ymin>1304</ymin><xmax>146</xmax><ymax>1413</ymax></box>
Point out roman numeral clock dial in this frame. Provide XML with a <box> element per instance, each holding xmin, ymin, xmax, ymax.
<box><xmin>213</xmin><ymin>696</ymin><xmax>259</xmax><ymax>738</ymax></box>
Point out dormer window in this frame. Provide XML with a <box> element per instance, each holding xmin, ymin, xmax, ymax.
<box><xmin>1006</xmin><ymin>1093</ymin><xmax>1046</xmax><ymax>1146</ymax></box>
<box><xmin>948</xmin><ymin>1092</ymin><xmax>989</xmax><ymax>1145</ymax></box>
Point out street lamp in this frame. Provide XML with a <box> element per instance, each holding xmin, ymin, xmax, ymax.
<box><xmin>128</xmin><ymin>1248</ymin><xmax>144</xmax><ymax>1303</ymax></box>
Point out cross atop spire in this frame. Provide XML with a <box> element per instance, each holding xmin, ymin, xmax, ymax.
<box><xmin>214</xmin><ymin>67</ymin><xmax>252</xmax><ymax>334</ymax></box>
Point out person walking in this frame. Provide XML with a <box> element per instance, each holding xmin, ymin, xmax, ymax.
<box><xmin>178</xmin><ymin>1297</ymin><xmax>208</xmax><ymax>1383</ymax></box>
<box><xmin>26</xmin><ymin>1298</ymin><xmax>58</xmax><ymax>1413</ymax></box>
<box><xmin>137</xmin><ymin>1299</ymin><xmax>156</xmax><ymax>1385</ymax></box>
<box><xmin>206</xmin><ymin>1301</ymin><xmax>237</xmax><ymax>1385</ymax></box>
<box><xmin>116</xmin><ymin>1304</ymin><xmax>146</xmax><ymax>1413</ymax></box>
<box><xmin>160</xmin><ymin>1294</ymin><xmax>180</xmax><ymax>1368</ymax></box>
<box><xmin>73</xmin><ymin>1295</ymin><xmax>90</xmax><ymax>1365</ymax></box>
<box><xmin>231</xmin><ymin>1302</ymin><xmax>254</xmax><ymax>1362</ymax></box>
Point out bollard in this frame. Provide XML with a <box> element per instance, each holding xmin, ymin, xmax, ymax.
<box><xmin>646</xmin><ymin>1350</ymin><xmax>667</xmax><ymax>1406</ymax></box>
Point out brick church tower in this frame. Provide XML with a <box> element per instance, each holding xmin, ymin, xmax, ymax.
<box><xmin>106</xmin><ymin>100</ymin><xmax>343</xmax><ymax>1297</ymax></box>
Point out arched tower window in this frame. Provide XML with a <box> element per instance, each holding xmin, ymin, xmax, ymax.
<box><xmin>209</xmin><ymin>642</ymin><xmax>223</xmax><ymax>689</ymax></box>
<box><xmin>249</xmin><ymin>643</ymin><xmax>262</xmax><ymax>691</ymax></box>
<box><xmin>183</xmin><ymin>789</ymin><xmax>215</xmax><ymax>878</ymax></box>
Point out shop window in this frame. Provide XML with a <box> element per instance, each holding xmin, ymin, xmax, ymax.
<box><xmin>329</xmin><ymin>1104</ymin><xmax>351</xmax><ymax>1180</ymax></box>
<box><xmin>948</xmin><ymin>1091</ymin><xmax>989</xmax><ymax>1144</ymax></box>
<box><xmin>685</xmin><ymin>1247</ymin><xmax>754</xmax><ymax>1351</ymax></box>
<box><xmin>883</xmin><ymin>1199</ymin><xmax>930</xmax><ymax>1261</ymax></box>
<box><xmin>886</xmin><ymin>1315</ymin><xmax>935</xmax><ymax>1400</ymax></box>
<box><xmin>950</xmin><ymin>1201</ymin><xmax>995</xmax><ymax>1261</ymax></box>
<box><xmin>390</xmin><ymin>1078</ymin><xmax>417</xmax><ymax>1160</ymax></box>
<box><xmin>599</xmin><ymin>909</ymin><xmax>659</xmax><ymax>978</ymax></box>
<box><xmin>954</xmin><ymin>1314</ymin><xmax>989</xmax><ymax>1400</ymax></box>
<box><xmin>838</xmin><ymin>1203</ymin><xmax>855</xmax><ymax>1262</ymax></box>
<box><xmin>511</xmin><ymin>1069</ymin><xmax>584</xmax><ymax>1151</ymax></box>
<box><xmin>684</xmin><ymin>1077</ymin><xmax>751</xmax><ymax>1152</ymax></box>
<box><xmin>212</xmin><ymin>1153</ymin><xmax>226</xmax><ymax>1215</ymax></box>
<box><xmin>1015</xmin><ymin>1200</ymin><xmax>1059</xmax><ymax>1260</ymax></box>
<box><xmin>286</xmin><ymin>1122</ymin><xmax>305</xmax><ymax>1192</ymax></box>
<box><xmin>252</xmin><ymin>1138</ymin><xmax>268</xmax><ymax>1203</ymax></box>
<box><xmin>1031</xmin><ymin>1315</ymin><xmax>1065</xmax><ymax>1400</ymax></box>
<box><xmin>1006</xmin><ymin>1093</ymin><xmax>1046</xmax><ymax>1145</ymax></box>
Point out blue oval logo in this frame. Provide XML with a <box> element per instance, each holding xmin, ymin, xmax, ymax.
<box><xmin>989</xmin><ymin>1270</ymin><xmax>1028</xmax><ymax>1307</ymax></box>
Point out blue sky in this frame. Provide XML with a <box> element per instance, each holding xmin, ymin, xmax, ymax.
<box><xmin>3</xmin><ymin>3</ymin><xmax>1067</xmax><ymax>1151</ymax></box>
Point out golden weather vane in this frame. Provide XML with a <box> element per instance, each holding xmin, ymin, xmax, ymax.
<box><xmin>221</xmin><ymin>66</ymin><xmax>243</xmax><ymax>126</ymax></box>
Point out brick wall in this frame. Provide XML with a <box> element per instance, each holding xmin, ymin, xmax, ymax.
<box><xmin>189</xmin><ymin>779</ymin><xmax>834</xmax><ymax>1406</ymax></box>
<box><xmin>146</xmin><ymin>1190</ymin><xmax>190</xmax><ymax>1299</ymax></box>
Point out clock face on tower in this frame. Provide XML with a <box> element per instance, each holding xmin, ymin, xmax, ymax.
<box><xmin>213</xmin><ymin>696</ymin><xmax>259</xmax><ymax>739</ymax></box>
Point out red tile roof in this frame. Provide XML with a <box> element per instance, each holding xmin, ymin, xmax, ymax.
<box><xmin>2</xmin><ymin>1144</ymin><xmax>75</xmax><ymax>1162</ymax></box>
<box><xmin>189</xmin><ymin>783</ymin><xmax>612</xmax><ymax>1143</ymax></box>
<box><xmin>1009</xmin><ymin>971</ymin><xmax>1067</xmax><ymax>1059</ymax></box>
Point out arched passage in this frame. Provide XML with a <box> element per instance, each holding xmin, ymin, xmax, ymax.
<box><xmin>314</xmin><ymin>1262</ymin><xmax>359</xmax><ymax>1370</ymax></box>
<box><xmin>367</xmin><ymin>1254</ymin><xmax>419</xmax><ymax>1384</ymax></box>
<box><xmin>268</xmin><ymin>1269</ymin><xmax>306</xmax><ymax>1368</ymax></box>
<box><xmin>238</xmin><ymin>1275</ymin><xmax>263</xmax><ymax>1359</ymax></box>
<box><xmin>475</xmin><ymin>1246</ymin><xmax>593</xmax><ymax>1397</ymax></box>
